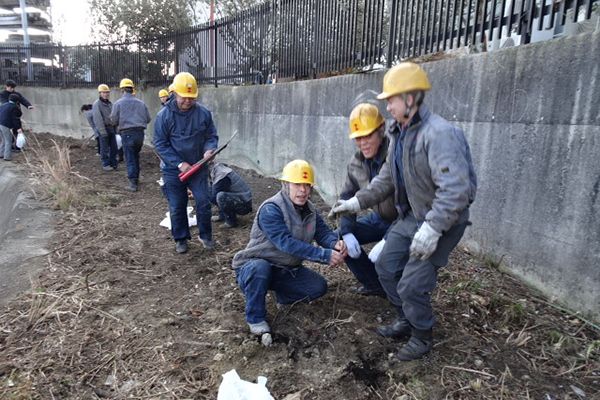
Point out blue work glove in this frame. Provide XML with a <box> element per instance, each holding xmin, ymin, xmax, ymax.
<box><xmin>342</xmin><ymin>233</ymin><xmax>361</xmax><ymax>259</ymax></box>
<box><xmin>409</xmin><ymin>222</ymin><xmax>441</xmax><ymax>260</ymax></box>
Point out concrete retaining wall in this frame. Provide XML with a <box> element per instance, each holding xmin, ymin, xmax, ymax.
<box><xmin>19</xmin><ymin>31</ymin><xmax>600</xmax><ymax>321</ymax></box>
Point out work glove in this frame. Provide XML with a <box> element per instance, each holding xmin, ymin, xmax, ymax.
<box><xmin>342</xmin><ymin>233</ymin><xmax>361</xmax><ymax>259</ymax></box>
<box><xmin>328</xmin><ymin>197</ymin><xmax>361</xmax><ymax>218</ymax></box>
<box><xmin>368</xmin><ymin>239</ymin><xmax>386</xmax><ymax>263</ymax></box>
<box><xmin>409</xmin><ymin>222</ymin><xmax>441</xmax><ymax>260</ymax></box>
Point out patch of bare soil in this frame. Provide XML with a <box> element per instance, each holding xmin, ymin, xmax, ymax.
<box><xmin>0</xmin><ymin>132</ymin><xmax>598</xmax><ymax>400</ymax></box>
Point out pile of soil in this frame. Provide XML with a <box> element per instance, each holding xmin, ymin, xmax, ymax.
<box><xmin>0</xmin><ymin>132</ymin><xmax>598</xmax><ymax>400</ymax></box>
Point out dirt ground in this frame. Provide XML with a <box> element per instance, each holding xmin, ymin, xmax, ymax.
<box><xmin>0</xmin><ymin>132</ymin><xmax>598</xmax><ymax>400</ymax></box>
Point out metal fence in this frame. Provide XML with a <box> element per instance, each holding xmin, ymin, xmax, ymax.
<box><xmin>0</xmin><ymin>0</ymin><xmax>597</xmax><ymax>88</ymax></box>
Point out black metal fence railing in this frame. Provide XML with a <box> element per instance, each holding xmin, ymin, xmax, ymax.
<box><xmin>0</xmin><ymin>0</ymin><xmax>597</xmax><ymax>88</ymax></box>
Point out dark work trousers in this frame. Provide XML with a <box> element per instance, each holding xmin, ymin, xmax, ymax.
<box><xmin>375</xmin><ymin>211</ymin><xmax>468</xmax><ymax>331</ymax></box>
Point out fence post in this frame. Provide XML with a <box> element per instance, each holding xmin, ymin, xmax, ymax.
<box><xmin>214</xmin><ymin>24</ymin><xmax>218</xmax><ymax>88</ymax></box>
<box><xmin>387</xmin><ymin>0</ymin><xmax>399</xmax><ymax>68</ymax></box>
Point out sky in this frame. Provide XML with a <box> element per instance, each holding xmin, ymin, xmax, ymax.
<box><xmin>50</xmin><ymin>0</ymin><xmax>92</xmax><ymax>45</ymax></box>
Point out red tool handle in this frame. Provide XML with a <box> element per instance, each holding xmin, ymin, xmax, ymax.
<box><xmin>178</xmin><ymin>164</ymin><xmax>200</xmax><ymax>181</ymax></box>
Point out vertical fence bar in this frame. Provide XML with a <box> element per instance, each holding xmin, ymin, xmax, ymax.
<box><xmin>398</xmin><ymin>0</ymin><xmax>406</xmax><ymax>59</ymax></box>
<box><xmin>450</xmin><ymin>0</ymin><xmax>458</xmax><ymax>49</ymax></box>
<box><xmin>457</xmin><ymin>0</ymin><xmax>465</xmax><ymax>47</ymax></box>
<box><xmin>472</xmin><ymin>0</ymin><xmax>481</xmax><ymax>47</ymax></box>
<box><xmin>515</xmin><ymin>0</ymin><xmax>524</xmax><ymax>36</ymax></box>
<box><xmin>537</xmin><ymin>0</ymin><xmax>546</xmax><ymax>30</ymax></box>
<box><xmin>497</xmin><ymin>0</ymin><xmax>507</xmax><ymax>39</ymax></box>
<box><xmin>479</xmin><ymin>0</ymin><xmax>488</xmax><ymax>49</ymax></box>
<box><xmin>441</xmin><ymin>0</ymin><xmax>451</xmax><ymax>50</ymax></box>
<box><xmin>407</xmin><ymin>0</ymin><xmax>415</xmax><ymax>57</ymax></box>
<box><xmin>387</xmin><ymin>0</ymin><xmax>398</xmax><ymax>67</ymax></box>
<box><xmin>489</xmin><ymin>0</ymin><xmax>498</xmax><ymax>40</ymax></box>
<box><xmin>573</xmin><ymin>0</ymin><xmax>580</xmax><ymax>22</ymax></box>
<box><xmin>418</xmin><ymin>0</ymin><xmax>426</xmax><ymax>54</ymax></box>
<box><xmin>584</xmin><ymin>0</ymin><xmax>593</xmax><ymax>19</ymax></box>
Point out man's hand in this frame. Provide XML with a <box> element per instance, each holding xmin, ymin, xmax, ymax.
<box><xmin>329</xmin><ymin>250</ymin><xmax>346</xmax><ymax>266</ymax></box>
<box><xmin>368</xmin><ymin>239</ymin><xmax>386</xmax><ymax>263</ymax></box>
<box><xmin>409</xmin><ymin>222</ymin><xmax>441</xmax><ymax>260</ymax></box>
<box><xmin>27</xmin><ymin>106</ymin><xmax>34</xmax><ymax>110</ymax></box>
<box><xmin>334</xmin><ymin>240</ymin><xmax>348</xmax><ymax>258</ymax></box>
<box><xmin>342</xmin><ymin>233</ymin><xmax>361</xmax><ymax>259</ymax></box>
<box><xmin>328</xmin><ymin>197</ymin><xmax>361</xmax><ymax>218</ymax></box>
<box><xmin>178</xmin><ymin>161</ymin><xmax>192</xmax><ymax>173</ymax></box>
<box><xmin>203</xmin><ymin>149</ymin><xmax>214</xmax><ymax>159</ymax></box>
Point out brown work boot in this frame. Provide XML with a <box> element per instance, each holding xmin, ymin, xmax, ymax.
<box><xmin>376</xmin><ymin>317</ymin><xmax>411</xmax><ymax>339</ymax></box>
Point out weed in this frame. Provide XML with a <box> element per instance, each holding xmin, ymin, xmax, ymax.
<box><xmin>502</xmin><ymin>300</ymin><xmax>527</xmax><ymax>324</ymax></box>
<box><xmin>584</xmin><ymin>340</ymin><xmax>600</xmax><ymax>358</ymax></box>
<box><xmin>446</xmin><ymin>279</ymin><xmax>482</xmax><ymax>294</ymax></box>
<box><xmin>0</xmin><ymin>370</ymin><xmax>32</xmax><ymax>400</ymax></box>
<box><xmin>23</xmin><ymin>136</ymin><xmax>90</xmax><ymax>210</ymax></box>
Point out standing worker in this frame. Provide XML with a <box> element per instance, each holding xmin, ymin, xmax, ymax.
<box><xmin>153</xmin><ymin>72</ymin><xmax>218</xmax><ymax>254</ymax></box>
<box><xmin>232</xmin><ymin>160</ymin><xmax>347</xmax><ymax>335</ymax></box>
<box><xmin>81</xmin><ymin>104</ymin><xmax>100</xmax><ymax>156</ymax></box>
<box><xmin>338</xmin><ymin>103</ymin><xmax>397</xmax><ymax>297</ymax></box>
<box><xmin>0</xmin><ymin>94</ymin><xmax>23</xmax><ymax>161</ymax></box>
<box><xmin>209</xmin><ymin>162</ymin><xmax>252</xmax><ymax>228</ymax></box>
<box><xmin>93</xmin><ymin>84</ymin><xmax>118</xmax><ymax>172</ymax></box>
<box><xmin>111</xmin><ymin>78</ymin><xmax>152</xmax><ymax>192</ymax></box>
<box><xmin>158</xmin><ymin>89</ymin><xmax>169</xmax><ymax>106</ymax></box>
<box><xmin>330</xmin><ymin>62</ymin><xmax>477</xmax><ymax>361</ymax></box>
<box><xmin>0</xmin><ymin>79</ymin><xmax>34</xmax><ymax>153</ymax></box>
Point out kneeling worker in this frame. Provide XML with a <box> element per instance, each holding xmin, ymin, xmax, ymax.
<box><xmin>232</xmin><ymin>160</ymin><xmax>347</xmax><ymax>335</ymax></box>
<box><xmin>209</xmin><ymin>162</ymin><xmax>252</xmax><ymax>228</ymax></box>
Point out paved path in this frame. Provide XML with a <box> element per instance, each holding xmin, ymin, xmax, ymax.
<box><xmin>0</xmin><ymin>162</ymin><xmax>53</xmax><ymax>308</ymax></box>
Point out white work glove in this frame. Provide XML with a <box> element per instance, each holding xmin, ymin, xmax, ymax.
<box><xmin>342</xmin><ymin>233</ymin><xmax>361</xmax><ymax>259</ymax></box>
<box><xmin>328</xmin><ymin>197</ymin><xmax>361</xmax><ymax>218</ymax></box>
<box><xmin>368</xmin><ymin>239</ymin><xmax>386</xmax><ymax>263</ymax></box>
<box><xmin>409</xmin><ymin>222</ymin><xmax>442</xmax><ymax>260</ymax></box>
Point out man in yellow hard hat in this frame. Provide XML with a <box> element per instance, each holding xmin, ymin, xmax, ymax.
<box><xmin>330</xmin><ymin>62</ymin><xmax>477</xmax><ymax>361</ymax></box>
<box><xmin>153</xmin><ymin>72</ymin><xmax>218</xmax><ymax>254</ymax></box>
<box><xmin>232</xmin><ymin>160</ymin><xmax>347</xmax><ymax>336</ymax></box>
<box><xmin>92</xmin><ymin>84</ymin><xmax>118</xmax><ymax>172</ymax></box>
<box><xmin>158</xmin><ymin>89</ymin><xmax>169</xmax><ymax>106</ymax></box>
<box><xmin>338</xmin><ymin>103</ymin><xmax>397</xmax><ymax>297</ymax></box>
<box><xmin>111</xmin><ymin>78</ymin><xmax>151</xmax><ymax>192</ymax></box>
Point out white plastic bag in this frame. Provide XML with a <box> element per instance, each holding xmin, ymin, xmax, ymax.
<box><xmin>159</xmin><ymin>207</ymin><xmax>196</xmax><ymax>229</ymax></box>
<box><xmin>115</xmin><ymin>133</ymin><xmax>122</xmax><ymax>149</ymax></box>
<box><xmin>217</xmin><ymin>369</ymin><xmax>274</xmax><ymax>400</ymax></box>
<box><xmin>16</xmin><ymin>132</ymin><xmax>26</xmax><ymax>148</ymax></box>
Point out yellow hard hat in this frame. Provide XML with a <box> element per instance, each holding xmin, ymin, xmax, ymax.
<box><xmin>377</xmin><ymin>62</ymin><xmax>431</xmax><ymax>100</ymax></box>
<box><xmin>120</xmin><ymin>78</ymin><xmax>134</xmax><ymax>89</ymax></box>
<box><xmin>279</xmin><ymin>159</ymin><xmax>314</xmax><ymax>185</ymax></box>
<box><xmin>97</xmin><ymin>84</ymin><xmax>109</xmax><ymax>92</ymax></box>
<box><xmin>348</xmin><ymin>103</ymin><xmax>384</xmax><ymax>139</ymax></box>
<box><xmin>158</xmin><ymin>89</ymin><xmax>168</xmax><ymax>98</ymax></box>
<box><xmin>172</xmin><ymin>72</ymin><xmax>198</xmax><ymax>98</ymax></box>
<box><xmin>168</xmin><ymin>84</ymin><xmax>176</xmax><ymax>93</ymax></box>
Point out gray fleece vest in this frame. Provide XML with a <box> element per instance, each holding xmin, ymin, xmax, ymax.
<box><xmin>232</xmin><ymin>191</ymin><xmax>317</xmax><ymax>269</ymax></box>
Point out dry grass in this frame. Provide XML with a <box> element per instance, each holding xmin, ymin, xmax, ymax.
<box><xmin>21</xmin><ymin>135</ymin><xmax>91</xmax><ymax>210</ymax></box>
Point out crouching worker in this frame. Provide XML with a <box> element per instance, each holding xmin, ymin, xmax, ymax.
<box><xmin>209</xmin><ymin>162</ymin><xmax>252</xmax><ymax>228</ymax></box>
<box><xmin>232</xmin><ymin>160</ymin><xmax>347</xmax><ymax>335</ymax></box>
<box><xmin>339</xmin><ymin>103</ymin><xmax>397</xmax><ymax>297</ymax></box>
